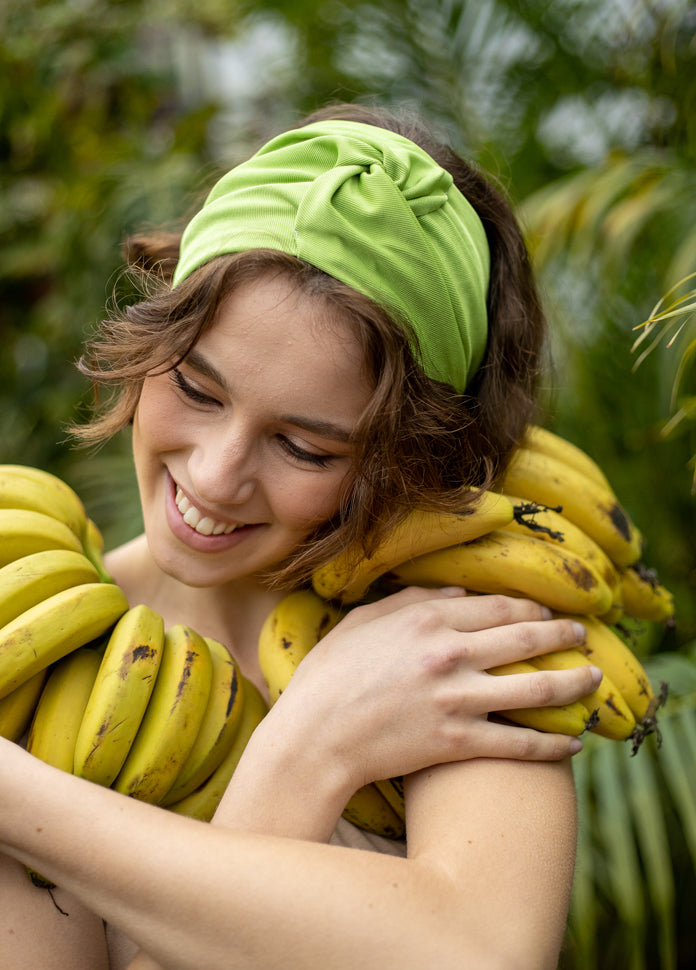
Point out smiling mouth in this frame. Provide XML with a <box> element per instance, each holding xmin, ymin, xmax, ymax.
<box><xmin>174</xmin><ymin>486</ymin><xmax>242</xmax><ymax>536</ymax></box>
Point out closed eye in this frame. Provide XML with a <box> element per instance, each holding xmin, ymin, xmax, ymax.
<box><xmin>278</xmin><ymin>435</ymin><xmax>334</xmax><ymax>468</ymax></box>
<box><xmin>170</xmin><ymin>368</ymin><xmax>219</xmax><ymax>407</ymax></box>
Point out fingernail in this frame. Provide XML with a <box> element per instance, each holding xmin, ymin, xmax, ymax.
<box><xmin>439</xmin><ymin>586</ymin><xmax>467</xmax><ymax>596</ymax></box>
<box><xmin>540</xmin><ymin>606</ymin><xmax>552</xmax><ymax>619</ymax></box>
<box><xmin>573</xmin><ymin>621</ymin><xmax>587</xmax><ymax>641</ymax></box>
<box><xmin>569</xmin><ymin>738</ymin><xmax>583</xmax><ymax>755</ymax></box>
<box><xmin>589</xmin><ymin>664</ymin><xmax>603</xmax><ymax>686</ymax></box>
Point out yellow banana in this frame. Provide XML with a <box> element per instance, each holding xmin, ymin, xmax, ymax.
<box><xmin>557</xmin><ymin>613</ymin><xmax>654</xmax><ymax>722</ymax></box>
<box><xmin>0</xmin><ymin>582</ymin><xmax>129</xmax><ymax>699</ymax></box>
<box><xmin>73</xmin><ymin>604</ymin><xmax>165</xmax><ymax>786</ymax></box>
<box><xmin>504</xmin><ymin>498</ymin><xmax>621</xmax><ymax>601</ymax></box>
<box><xmin>389</xmin><ymin>530</ymin><xmax>614</xmax><ymax>616</ymax></box>
<box><xmin>113</xmin><ymin>625</ymin><xmax>213</xmax><ymax>804</ymax></box>
<box><xmin>161</xmin><ymin>637</ymin><xmax>245</xmax><ymax>805</ymax></box>
<box><xmin>0</xmin><ymin>464</ymin><xmax>88</xmax><ymax>539</ymax></box>
<box><xmin>0</xmin><ymin>508</ymin><xmax>83</xmax><ymax>567</ymax></box>
<box><xmin>342</xmin><ymin>783</ymin><xmax>405</xmax><ymax>840</ymax></box>
<box><xmin>0</xmin><ymin>549</ymin><xmax>99</xmax><ymax>630</ymax></box>
<box><xmin>0</xmin><ymin>670</ymin><xmax>48</xmax><ymax>742</ymax></box>
<box><xmin>26</xmin><ymin>648</ymin><xmax>103</xmax><ymax>772</ymax></box>
<box><xmin>312</xmin><ymin>489</ymin><xmax>516</xmax><ymax>603</ymax></box>
<box><xmin>374</xmin><ymin>776</ymin><xmax>406</xmax><ymax>821</ymax></box>
<box><xmin>168</xmin><ymin>676</ymin><xmax>268</xmax><ymax>822</ymax></box>
<box><xmin>527</xmin><ymin>648</ymin><xmax>636</xmax><ymax>741</ymax></box>
<box><xmin>618</xmin><ymin>564</ymin><xmax>675</xmax><ymax>624</ymax></box>
<box><xmin>521</xmin><ymin>426</ymin><xmax>612</xmax><ymax>491</ymax></box>
<box><xmin>258</xmin><ymin>590</ymin><xmax>343</xmax><ymax>705</ymax></box>
<box><xmin>502</xmin><ymin>448</ymin><xmax>643</xmax><ymax>567</ymax></box>
<box><xmin>488</xmin><ymin>659</ymin><xmax>591</xmax><ymax>736</ymax></box>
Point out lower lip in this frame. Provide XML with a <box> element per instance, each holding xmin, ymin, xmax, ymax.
<box><xmin>164</xmin><ymin>475</ymin><xmax>261</xmax><ymax>552</ymax></box>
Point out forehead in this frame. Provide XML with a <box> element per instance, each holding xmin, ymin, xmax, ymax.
<box><xmin>192</xmin><ymin>272</ymin><xmax>373</xmax><ymax>427</ymax></box>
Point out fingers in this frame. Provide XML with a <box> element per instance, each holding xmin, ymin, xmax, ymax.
<box><xmin>480</xmin><ymin>662</ymin><xmax>602</xmax><ymax>713</ymax></box>
<box><xmin>338</xmin><ymin>585</ymin><xmax>468</xmax><ymax>627</ymax></box>
<box><xmin>471</xmin><ymin>721</ymin><xmax>584</xmax><ymax>762</ymax></box>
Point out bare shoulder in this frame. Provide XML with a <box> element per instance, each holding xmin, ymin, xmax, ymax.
<box><xmin>405</xmin><ymin>756</ymin><xmax>577</xmax><ymax>969</ymax></box>
<box><xmin>0</xmin><ymin>851</ymin><xmax>109</xmax><ymax>970</ymax></box>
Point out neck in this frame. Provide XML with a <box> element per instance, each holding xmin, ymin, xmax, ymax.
<box><xmin>103</xmin><ymin>534</ymin><xmax>288</xmax><ymax>696</ymax></box>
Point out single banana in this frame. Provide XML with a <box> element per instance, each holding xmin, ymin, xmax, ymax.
<box><xmin>161</xmin><ymin>637</ymin><xmax>245</xmax><ymax>805</ymax></box>
<box><xmin>374</xmin><ymin>776</ymin><xmax>406</xmax><ymax>821</ymax></box>
<box><xmin>502</xmin><ymin>448</ymin><xmax>643</xmax><ymax>567</ymax></box>
<box><xmin>389</xmin><ymin>530</ymin><xmax>615</xmax><ymax>616</ymax></box>
<box><xmin>556</xmin><ymin>613</ymin><xmax>655</xmax><ymax>722</ymax></box>
<box><xmin>26</xmin><ymin>648</ymin><xmax>103</xmax><ymax>772</ymax></box>
<box><xmin>0</xmin><ymin>464</ymin><xmax>88</xmax><ymax>539</ymax></box>
<box><xmin>258</xmin><ymin>590</ymin><xmax>343</xmax><ymax>705</ymax></box>
<box><xmin>618</xmin><ymin>564</ymin><xmax>675</xmax><ymax>623</ymax></box>
<box><xmin>527</xmin><ymin>648</ymin><xmax>636</xmax><ymax>741</ymax></box>
<box><xmin>342</xmin><ymin>783</ymin><xmax>405</xmax><ymax>840</ymax></box>
<box><xmin>0</xmin><ymin>549</ymin><xmax>100</xmax><ymax>630</ymax></box>
<box><xmin>504</xmin><ymin>498</ymin><xmax>621</xmax><ymax>601</ymax></box>
<box><xmin>73</xmin><ymin>604</ymin><xmax>165</xmax><ymax>786</ymax></box>
<box><xmin>0</xmin><ymin>582</ymin><xmax>129</xmax><ymax>699</ymax></box>
<box><xmin>0</xmin><ymin>508</ymin><xmax>84</xmax><ymax>567</ymax></box>
<box><xmin>488</xmin><ymin>659</ymin><xmax>591</xmax><ymax>736</ymax></box>
<box><xmin>0</xmin><ymin>670</ymin><xmax>48</xmax><ymax>742</ymax></box>
<box><xmin>521</xmin><ymin>426</ymin><xmax>612</xmax><ymax>491</ymax></box>
<box><xmin>168</xmin><ymin>676</ymin><xmax>268</xmax><ymax>822</ymax></box>
<box><xmin>113</xmin><ymin>625</ymin><xmax>214</xmax><ymax>804</ymax></box>
<box><xmin>312</xmin><ymin>489</ymin><xmax>516</xmax><ymax>602</ymax></box>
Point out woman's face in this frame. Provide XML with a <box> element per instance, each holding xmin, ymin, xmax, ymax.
<box><xmin>132</xmin><ymin>272</ymin><xmax>372</xmax><ymax>588</ymax></box>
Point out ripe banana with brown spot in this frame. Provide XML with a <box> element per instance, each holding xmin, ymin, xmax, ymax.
<box><xmin>74</xmin><ymin>604</ymin><xmax>165</xmax><ymax>786</ymax></box>
<box><xmin>502</xmin><ymin>448</ymin><xmax>643</xmax><ymax>567</ymax></box>
<box><xmin>0</xmin><ymin>549</ymin><xmax>99</xmax><ymax>629</ymax></box>
<box><xmin>555</xmin><ymin>613</ymin><xmax>655</xmax><ymax>722</ymax></box>
<box><xmin>388</xmin><ymin>530</ymin><xmax>615</xmax><ymax>616</ymax></box>
<box><xmin>618</xmin><ymin>563</ymin><xmax>675</xmax><ymax>624</ymax></box>
<box><xmin>505</xmin><ymin>499</ymin><xmax>622</xmax><ymax>603</ymax></box>
<box><xmin>161</xmin><ymin>637</ymin><xmax>245</xmax><ymax>805</ymax></box>
<box><xmin>312</xmin><ymin>489</ymin><xmax>516</xmax><ymax>603</ymax></box>
<box><xmin>488</xmin><ymin>658</ymin><xmax>592</xmax><ymax>736</ymax></box>
<box><xmin>526</xmin><ymin>648</ymin><xmax>636</xmax><ymax>741</ymax></box>
<box><xmin>0</xmin><ymin>464</ymin><xmax>89</xmax><ymax>540</ymax></box>
<box><xmin>258</xmin><ymin>589</ymin><xmax>343</xmax><ymax>705</ymax></box>
<box><xmin>27</xmin><ymin>648</ymin><xmax>103</xmax><ymax>772</ymax></box>
<box><xmin>113</xmin><ymin>624</ymin><xmax>213</xmax><ymax>803</ymax></box>
<box><xmin>167</xmin><ymin>676</ymin><xmax>268</xmax><ymax>822</ymax></box>
<box><xmin>0</xmin><ymin>582</ymin><xmax>129</xmax><ymax>699</ymax></box>
<box><xmin>342</xmin><ymin>782</ymin><xmax>405</xmax><ymax>840</ymax></box>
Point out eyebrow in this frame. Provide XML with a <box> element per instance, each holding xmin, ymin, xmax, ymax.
<box><xmin>183</xmin><ymin>348</ymin><xmax>356</xmax><ymax>443</ymax></box>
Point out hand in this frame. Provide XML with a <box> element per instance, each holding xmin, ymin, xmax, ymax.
<box><xmin>268</xmin><ymin>587</ymin><xmax>599</xmax><ymax>792</ymax></box>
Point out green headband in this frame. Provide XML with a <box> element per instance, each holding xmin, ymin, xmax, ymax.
<box><xmin>172</xmin><ymin>120</ymin><xmax>490</xmax><ymax>392</ymax></box>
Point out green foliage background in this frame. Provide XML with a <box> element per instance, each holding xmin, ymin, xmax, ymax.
<box><xmin>1</xmin><ymin>1</ymin><xmax>695</xmax><ymax>966</ymax></box>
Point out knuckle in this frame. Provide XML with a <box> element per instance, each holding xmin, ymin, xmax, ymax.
<box><xmin>529</xmin><ymin>671</ymin><xmax>555</xmax><ymax>705</ymax></box>
<box><xmin>509</xmin><ymin>731</ymin><xmax>535</xmax><ymax>759</ymax></box>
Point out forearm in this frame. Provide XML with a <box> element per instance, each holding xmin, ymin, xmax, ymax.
<box><xmin>0</xmin><ymin>744</ymin><xmax>505</xmax><ymax>970</ymax></box>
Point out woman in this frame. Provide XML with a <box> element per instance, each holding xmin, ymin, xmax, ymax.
<box><xmin>0</xmin><ymin>103</ymin><xmax>601</xmax><ymax>969</ymax></box>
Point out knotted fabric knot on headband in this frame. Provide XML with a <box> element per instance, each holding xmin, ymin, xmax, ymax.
<box><xmin>173</xmin><ymin>119</ymin><xmax>490</xmax><ymax>393</ymax></box>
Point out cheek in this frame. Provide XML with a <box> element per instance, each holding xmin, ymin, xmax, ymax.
<box><xmin>274</xmin><ymin>469</ymin><xmax>353</xmax><ymax>530</ymax></box>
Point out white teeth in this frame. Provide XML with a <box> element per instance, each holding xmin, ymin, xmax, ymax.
<box><xmin>175</xmin><ymin>485</ymin><xmax>238</xmax><ymax>536</ymax></box>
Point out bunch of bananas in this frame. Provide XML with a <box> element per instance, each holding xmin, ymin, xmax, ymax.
<box><xmin>0</xmin><ymin>464</ymin><xmax>268</xmax><ymax>837</ymax></box>
<box><xmin>257</xmin><ymin>426</ymin><xmax>674</xmax><ymax>837</ymax></box>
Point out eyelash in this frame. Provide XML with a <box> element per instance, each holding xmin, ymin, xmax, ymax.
<box><xmin>170</xmin><ymin>368</ymin><xmax>334</xmax><ymax>468</ymax></box>
<box><xmin>170</xmin><ymin>368</ymin><xmax>218</xmax><ymax>406</ymax></box>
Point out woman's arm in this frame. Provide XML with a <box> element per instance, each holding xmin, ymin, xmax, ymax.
<box><xmin>0</xmin><ymin>590</ymin><xmax>591</xmax><ymax>969</ymax></box>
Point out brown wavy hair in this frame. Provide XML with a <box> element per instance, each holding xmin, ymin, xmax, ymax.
<box><xmin>74</xmin><ymin>102</ymin><xmax>550</xmax><ymax>589</ymax></box>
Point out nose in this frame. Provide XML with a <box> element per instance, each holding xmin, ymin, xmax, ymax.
<box><xmin>187</xmin><ymin>424</ymin><xmax>257</xmax><ymax>508</ymax></box>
